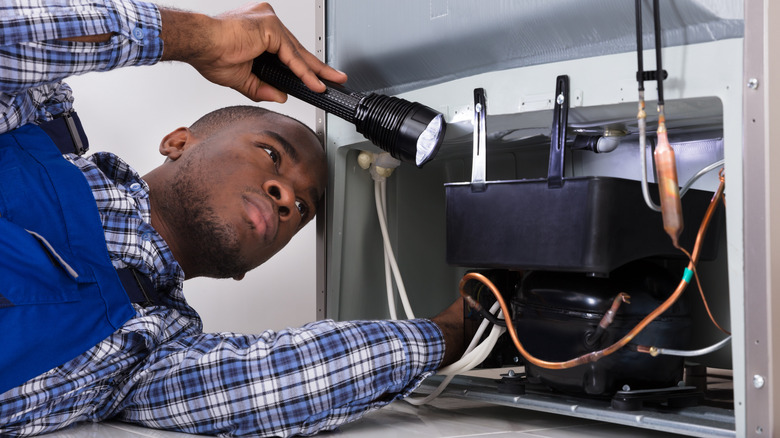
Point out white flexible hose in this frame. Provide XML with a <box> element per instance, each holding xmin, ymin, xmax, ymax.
<box><xmin>446</xmin><ymin>323</ymin><xmax>505</xmax><ymax>373</ymax></box>
<box><xmin>404</xmin><ymin>375</ymin><xmax>456</xmax><ymax>406</ymax></box>
<box><xmin>374</xmin><ymin>179</ymin><xmax>415</xmax><ymax>319</ymax></box>
<box><xmin>439</xmin><ymin>303</ymin><xmax>503</xmax><ymax>374</ymax></box>
<box><xmin>380</xmin><ymin>180</ymin><xmax>398</xmax><ymax>320</ymax></box>
<box><xmin>405</xmin><ymin>324</ymin><xmax>505</xmax><ymax>405</ymax></box>
<box><xmin>405</xmin><ymin>303</ymin><xmax>505</xmax><ymax>406</ymax></box>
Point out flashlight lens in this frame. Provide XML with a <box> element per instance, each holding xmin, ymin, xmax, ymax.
<box><xmin>416</xmin><ymin>114</ymin><xmax>445</xmax><ymax>167</ymax></box>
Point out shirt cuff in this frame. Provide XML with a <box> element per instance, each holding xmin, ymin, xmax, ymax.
<box><xmin>386</xmin><ymin>318</ymin><xmax>446</xmax><ymax>398</ymax></box>
<box><xmin>103</xmin><ymin>0</ymin><xmax>163</xmax><ymax>67</ymax></box>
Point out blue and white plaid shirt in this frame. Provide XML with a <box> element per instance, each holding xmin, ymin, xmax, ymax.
<box><xmin>0</xmin><ymin>1</ymin><xmax>445</xmax><ymax>436</ymax></box>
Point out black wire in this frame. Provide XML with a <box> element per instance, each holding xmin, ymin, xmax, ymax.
<box><xmin>472</xmin><ymin>283</ymin><xmax>507</xmax><ymax>327</ymax></box>
<box><xmin>635</xmin><ymin>0</ymin><xmax>644</xmax><ymax>91</ymax></box>
<box><xmin>478</xmin><ymin>307</ymin><xmax>507</xmax><ymax>327</ymax></box>
<box><xmin>653</xmin><ymin>0</ymin><xmax>664</xmax><ymax>105</ymax></box>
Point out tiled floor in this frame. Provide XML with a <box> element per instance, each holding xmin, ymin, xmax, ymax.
<box><xmin>42</xmin><ymin>397</ymin><xmax>690</xmax><ymax>438</ymax></box>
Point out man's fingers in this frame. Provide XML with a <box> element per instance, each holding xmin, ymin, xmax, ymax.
<box><xmin>238</xmin><ymin>75</ymin><xmax>288</xmax><ymax>103</ymax></box>
<box><xmin>255</xmin><ymin>82</ymin><xmax>288</xmax><ymax>103</ymax></box>
<box><xmin>273</xmin><ymin>39</ymin><xmax>348</xmax><ymax>93</ymax></box>
<box><xmin>318</xmin><ymin>66</ymin><xmax>348</xmax><ymax>85</ymax></box>
<box><xmin>296</xmin><ymin>49</ymin><xmax>348</xmax><ymax>84</ymax></box>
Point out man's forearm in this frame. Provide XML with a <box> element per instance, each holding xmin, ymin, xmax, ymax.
<box><xmin>157</xmin><ymin>8</ymin><xmax>216</xmax><ymax>63</ymax></box>
<box><xmin>57</xmin><ymin>6</ymin><xmax>213</xmax><ymax>62</ymax></box>
<box><xmin>431</xmin><ymin>298</ymin><xmax>466</xmax><ymax>367</ymax></box>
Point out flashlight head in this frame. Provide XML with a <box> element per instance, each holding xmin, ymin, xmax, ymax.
<box><xmin>402</xmin><ymin>106</ymin><xmax>446</xmax><ymax>167</ymax></box>
<box><xmin>354</xmin><ymin>93</ymin><xmax>446</xmax><ymax>168</ymax></box>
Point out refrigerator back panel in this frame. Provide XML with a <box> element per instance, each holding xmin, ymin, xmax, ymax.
<box><xmin>322</xmin><ymin>4</ymin><xmax>741</xmax><ymax>428</ymax></box>
<box><xmin>326</xmin><ymin>0</ymin><xmax>742</xmax><ymax>95</ymax></box>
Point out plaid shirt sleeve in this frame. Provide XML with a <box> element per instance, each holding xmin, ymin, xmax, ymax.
<box><xmin>118</xmin><ymin>318</ymin><xmax>445</xmax><ymax>437</ymax></box>
<box><xmin>0</xmin><ymin>0</ymin><xmax>163</xmax><ymax>133</ymax></box>
<box><xmin>0</xmin><ymin>306</ymin><xmax>446</xmax><ymax>437</ymax></box>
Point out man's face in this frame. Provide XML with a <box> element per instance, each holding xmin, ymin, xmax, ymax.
<box><xmin>163</xmin><ymin>114</ymin><xmax>326</xmax><ymax>279</ymax></box>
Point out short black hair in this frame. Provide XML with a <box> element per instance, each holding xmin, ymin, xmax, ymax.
<box><xmin>188</xmin><ymin>105</ymin><xmax>322</xmax><ymax>148</ymax></box>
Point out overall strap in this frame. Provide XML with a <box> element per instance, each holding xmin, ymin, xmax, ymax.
<box><xmin>37</xmin><ymin>112</ymin><xmax>159</xmax><ymax>306</ymax></box>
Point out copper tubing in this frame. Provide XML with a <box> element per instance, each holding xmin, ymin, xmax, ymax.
<box><xmin>688</xmin><ymin>171</ymin><xmax>725</xmax><ymax>263</ymax></box>
<box><xmin>677</xmin><ymin>170</ymin><xmax>730</xmax><ymax>335</ymax></box>
<box><xmin>690</xmin><ymin>265</ymin><xmax>731</xmax><ymax>335</ymax></box>
<box><xmin>654</xmin><ymin>114</ymin><xmax>684</xmax><ymax>247</ymax></box>
<box><xmin>676</xmin><ymin>244</ymin><xmax>729</xmax><ymax>335</ymax></box>
<box><xmin>459</xmin><ymin>175</ymin><xmax>725</xmax><ymax>369</ymax></box>
<box><xmin>587</xmin><ymin>292</ymin><xmax>631</xmax><ymax>347</ymax></box>
<box><xmin>598</xmin><ymin>293</ymin><xmax>631</xmax><ymax>330</ymax></box>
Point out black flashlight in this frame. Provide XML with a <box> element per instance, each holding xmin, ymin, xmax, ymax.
<box><xmin>251</xmin><ymin>53</ymin><xmax>446</xmax><ymax>168</ymax></box>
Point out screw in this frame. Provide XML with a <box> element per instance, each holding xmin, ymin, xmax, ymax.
<box><xmin>507</xmin><ymin>369</ymin><xmax>516</xmax><ymax>377</ymax></box>
<box><xmin>747</xmin><ymin>78</ymin><xmax>759</xmax><ymax>90</ymax></box>
<box><xmin>513</xmin><ymin>356</ymin><xmax>520</xmax><ymax>364</ymax></box>
<box><xmin>753</xmin><ymin>374</ymin><xmax>765</xmax><ymax>389</ymax></box>
<box><xmin>556</xmin><ymin>93</ymin><xmax>565</xmax><ymax>105</ymax></box>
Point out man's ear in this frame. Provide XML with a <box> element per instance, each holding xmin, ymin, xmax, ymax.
<box><xmin>159</xmin><ymin>127</ymin><xmax>193</xmax><ymax>160</ymax></box>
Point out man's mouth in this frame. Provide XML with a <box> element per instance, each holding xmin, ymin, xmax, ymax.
<box><xmin>242</xmin><ymin>193</ymin><xmax>277</xmax><ymax>244</ymax></box>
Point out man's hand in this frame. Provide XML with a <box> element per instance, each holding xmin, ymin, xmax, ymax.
<box><xmin>431</xmin><ymin>298</ymin><xmax>466</xmax><ymax>368</ymax></box>
<box><xmin>159</xmin><ymin>3</ymin><xmax>347</xmax><ymax>102</ymax></box>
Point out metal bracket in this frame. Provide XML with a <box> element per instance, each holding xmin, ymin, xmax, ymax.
<box><xmin>471</xmin><ymin>88</ymin><xmax>488</xmax><ymax>192</ymax></box>
<box><xmin>547</xmin><ymin>75</ymin><xmax>570</xmax><ymax>189</ymax></box>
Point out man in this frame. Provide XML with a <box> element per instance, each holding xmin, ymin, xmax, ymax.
<box><xmin>0</xmin><ymin>0</ymin><xmax>465</xmax><ymax>437</ymax></box>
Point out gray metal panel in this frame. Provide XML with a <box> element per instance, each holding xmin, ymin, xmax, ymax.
<box><xmin>315</xmin><ymin>0</ymin><xmax>328</xmax><ymax>321</ymax></box>
<box><xmin>326</xmin><ymin>0</ymin><xmax>743</xmax><ymax>95</ymax></box>
<box><xmin>742</xmin><ymin>0</ymin><xmax>777</xmax><ymax>434</ymax></box>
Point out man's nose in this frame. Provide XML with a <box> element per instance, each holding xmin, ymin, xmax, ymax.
<box><xmin>263</xmin><ymin>179</ymin><xmax>296</xmax><ymax>221</ymax></box>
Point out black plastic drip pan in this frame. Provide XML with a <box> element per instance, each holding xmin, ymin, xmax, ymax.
<box><xmin>445</xmin><ymin>176</ymin><xmax>721</xmax><ymax>274</ymax></box>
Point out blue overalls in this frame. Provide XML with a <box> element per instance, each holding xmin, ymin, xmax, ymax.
<box><xmin>0</xmin><ymin>121</ymin><xmax>135</xmax><ymax>394</ymax></box>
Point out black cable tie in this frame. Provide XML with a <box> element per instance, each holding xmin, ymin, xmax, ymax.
<box><xmin>478</xmin><ymin>307</ymin><xmax>507</xmax><ymax>327</ymax></box>
<box><xmin>636</xmin><ymin>70</ymin><xmax>668</xmax><ymax>83</ymax></box>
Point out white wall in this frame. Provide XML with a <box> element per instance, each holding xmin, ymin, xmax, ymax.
<box><xmin>66</xmin><ymin>1</ymin><xmax>319</xmax><ymax>333</ymax></box>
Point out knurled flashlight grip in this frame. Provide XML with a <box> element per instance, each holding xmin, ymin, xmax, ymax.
<box><xmin>251</xmin><ymin>52</ymin><xmax>363</xmax><ymax>123</ymax></box>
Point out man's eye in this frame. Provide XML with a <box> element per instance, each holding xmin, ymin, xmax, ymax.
<box><xmin>295</xmin><ymin>200</ymin><xmax>308</xmax><ymax>218</ymax></box>
<box><xmin>262</xmin><ymin>147</ymin><xmax>279</xmax><ymax>164</ymax></box>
